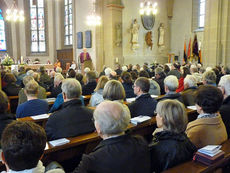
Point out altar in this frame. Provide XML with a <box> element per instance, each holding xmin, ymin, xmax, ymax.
<box><xmin>24</xmin><ymin>64</ymin><xmax>54</xmax><ymax>71</ymax></box>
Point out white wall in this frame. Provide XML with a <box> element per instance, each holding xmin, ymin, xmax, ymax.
<box><xmin>122</xmin><ymin>0</ymin><xmax>169</xmax><ymax>65</ymax></box>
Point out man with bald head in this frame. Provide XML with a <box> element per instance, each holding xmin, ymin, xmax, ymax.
<box><xmin>73</xmin><ymin>101</ymin><xmax>150</xmax><ymax>173</ymax></box>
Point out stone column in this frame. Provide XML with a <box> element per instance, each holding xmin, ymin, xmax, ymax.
<box><xmin>203</xmin><ymin>0</ymin><xmax>230</xmax><ymax>67</ymax></box>
<box><xmin>102</xmin><ymin>0</ymin><xmax>124</xmax><ymax>69</ymax></box>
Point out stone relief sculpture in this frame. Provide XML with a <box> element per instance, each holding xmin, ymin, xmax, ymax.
<box><xmin>145</xmin><ymin>31</ymin><xmax>153</xmax><ymax>50</ymax></box>
<box><xmin>158</xmin><ymin>23</ymin><xmax>165</xmax><ymax>47</ymax></box>
<box><xmin>115</xmin><ymin>23</ymin><xmax>122</xmax><ymax>47</ymax></box>
<box><xmin>130</xmin><ymin>19</ymin><xmax>140</xmax><ymax>50</ymax></box>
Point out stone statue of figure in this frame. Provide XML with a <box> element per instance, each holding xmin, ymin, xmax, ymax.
<box><xmin>131</xmin><ymin>19</ymin><xmax>140</xmax><ymax>50</ymax></box>
<box><xmin>79</xmin><ymin>48</ymin><xmax>93</xmax><ymax>73</ymax></box>
<box><xmin>158</xmin><ymin>23</ymin><xmax>165</xmax><ymax>46</ymax></box>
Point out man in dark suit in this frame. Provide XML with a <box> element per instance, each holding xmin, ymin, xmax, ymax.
<box><xmin>181</xmin><ymin>75</ymin><xmax>198</xmax><ymax>106</ymax></box>
<box><xmin>73</xmin><ymin>101</ymin><xmax>150</xmax><ymax>173</ymax></box>
<box><xmin>45</xmin><ymin>78</ymin><xmax>95</xmax><ymax>141</ymax></box>
<box><xmin>82</xmin><ymin>71</ymin><xmax>97</xmax><ymax>95</ymax></box>
<box><xmin>157</xmin><ymin>75</ymin><xmax>183</xmax><ymax>103</ymax></box>
<box><xmin>218</xmin><ymin>75</ymin><xmax>230</xmax><ymax>138</ymax></box>
<box><xmin>128</xmin><ymin>77</ymin><xmax>157</xmax><ymax>117</ymax></box>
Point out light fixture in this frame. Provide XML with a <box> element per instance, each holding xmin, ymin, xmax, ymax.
<box><xmin>5</xmin><ymin>0</ymin><xmax>25</xmax><ymax>22</ymax></box>
<box><xmin>86</xmin><ymin>0</ymin><xmax>101</xmax><ymax>26</ymax></box>
<box><xmin>139</xmin><ymin>1</ymin><xmax>158</xmax><ymax>15</ymax></box>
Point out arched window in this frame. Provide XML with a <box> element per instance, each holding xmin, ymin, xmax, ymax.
<box><xmin>0</xmin><ymin>9</ymin><xmax>7</xmax><ymax>51</ymax></box>
<box><xmin>64</xmin><ymin>0</ymin><xmax>73</xmax><ymax>46</ymax></box>
<box><xmin>30</xmin><ymin>0</ymin><xmax>46</xmax><ymax>53</ymax></box>
<box><xmin>198</xmin><ymin>0</ymin><xmax>205</xmax><ymax>28</ymax></box>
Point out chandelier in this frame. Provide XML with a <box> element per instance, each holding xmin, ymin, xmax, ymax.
<box><xmin>86</xmin><ymin>0</ymin><xmax>101</xmax><ymax>26</ymax></box>
<box><xmin>139</xmin><ymin>1</ymin><xmax>158</xmax><ymax>15</ymax></box>
<box><xmin>5</xmin><ymin>0</ymin><xmax>25</xmax><ymax>22</ymax></box>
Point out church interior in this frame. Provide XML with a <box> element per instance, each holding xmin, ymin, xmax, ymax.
<box><xmin>1</xmin><ymin>0</ymin><xmax>230</xmax><ymax>173</ymax></box>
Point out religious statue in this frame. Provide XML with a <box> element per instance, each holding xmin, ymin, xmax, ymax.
<box><xmin>79</xmin><ymin>48</ymin><xmax>93</xmax><ymax>73</ymax></box>
<box><xmin>158</xmin><ymin>23</ymin><xmax>165</xmax><ymax>47</ymax></box>
<box><xmin>131</xmin><ymin>19</ymin><xmax>140</xmax><ymax>50</ymax></box>
<box><xmin>145</xmin><ymin>31</ymin><xmax>153</xmax><ymax>50</ymax></box>
<box><xmin>115</xmin><ymin>23</ymin><xmax>122</xmax><ymax>47</ymax></box>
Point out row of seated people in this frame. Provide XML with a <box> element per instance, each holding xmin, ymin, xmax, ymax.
<box><xmin>0</xmin><ymin>89</ymin><xmax>228</xmax><ymax>173</ymax></box>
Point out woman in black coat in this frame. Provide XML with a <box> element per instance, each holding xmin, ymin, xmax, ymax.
<box><xmin>121</xmin><ymin>71</ymin><xmax>135</xmax><ymax>98</ymax></box>
<box><xmin>149</xmin><ymin>99</ymin><xmax>196</xmax><ymax>173</ymax></box>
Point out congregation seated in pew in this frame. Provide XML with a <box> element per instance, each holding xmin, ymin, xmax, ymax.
<box><xmin>82</xmin><ymin>71</ymin><xmax>97</xmax><ymax>95</ymax></box>
<box><xmin>45</xmin><ymin>78</ymin><xmax>95</xmax><ymax>141</ymax></box>
<box><xmin>16</xmin><ymin>80</ymin><xmax>49</xmax><ymax>118</ymax></box>
<box><xmin>1</xmin><ymin>121</ymin><xmax>64</xmax><ymax>173</ymax></box>
<box><xmin>128</xmin><ymin>77</ymin><xmax>157</xmax><ymax>118</ymax></box>
<box><xmin>73</xmin><ymin>101</ymin><xmax>151</xmax><ymax>173</ymax></box>
<box><xmin>2</xmin><ymin>73</ymin><xmax>21</xmax><ymax>96</ymax></box>
<box><xmin>186</xmin><ymin>85</ymin><xmax>228</xmax><ymax>148</ymax></box>
<box><xmin>149</xmin><ymin>99</ymin><xmax>196</xmax><ymax>173</ymax></box>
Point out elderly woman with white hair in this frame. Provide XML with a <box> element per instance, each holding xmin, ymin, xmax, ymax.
<box><xmin>181</xmin><ymin>75</ymin><xmax>198</xmax><ymax>106</ymax></box>
<box><xmin>51</xmin><ymin>74</ymin><xmax>64</xmax><ymax>98</ymax></box>
<box><xmin>219</xmin><ymin>75</ymin><xmax>230</xmax><ymax>138</ymax></box>
<box><xmin>157</xmin><ymin>75</ymin><xmax>183</xmax><ymax>103</ymax></box>
<box><xmin>73</xmin><ymin>101</ymin><xmax>150</xmax><ymax>173</ymax></box>
<box><xmin>202</xmin><ymin>70</ymin><xmax>217</xmax><ymax>86</ymax></box>
<box><xmin>149</xmin><ymin>99</ymin><xmax>196</xmax><ymax>173</ymax></box>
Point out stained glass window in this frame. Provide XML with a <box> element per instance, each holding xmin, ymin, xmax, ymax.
<box><xmin>64</xmin><ymin>0</ymin><xmax>73</xmax><ymax>45</ymax></box>
<box><xmin>199</xmin><ymin>0</ymin><xmax>205</xmax><ymax>28</ymax></box>
<box><xmin>30</xmin><ymin>0</ymin><xmax>46</xmax><ymax>52</ymax></box>
<box><xmin>0</xmin><ymin>9</ymin><xmax>6</xmax><ymax>51</ymax></box>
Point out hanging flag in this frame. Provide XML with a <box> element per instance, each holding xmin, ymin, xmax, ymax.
<box><xmin>187</xmin><ymin>38</ymin><xmax>191</xmax><ymax>59</ymax></box>
<box><xmin>199</xmin><ymin>50</ymin><xmax>202</xmax><ymax>64</ymax></box>
<box><xmin>192</xmin><ymin>34</ymin><xmax>199</xmax><ymax>57</ymax></box>
<box><xmin>183</xmin><ymin>41</ymin><xmax>187</xmax><ymax>63</ymax></box>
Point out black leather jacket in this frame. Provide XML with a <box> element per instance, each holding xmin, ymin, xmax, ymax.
<box><xmin>149</xmin><ymin>131</ymin><xmax>197</xmax><ymax>173</ymax></box>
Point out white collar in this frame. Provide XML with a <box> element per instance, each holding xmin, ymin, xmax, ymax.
<box><xmin>8</xmin><ymin>161</ymin><xmax>45</xmax><ymax>173</ymax></box>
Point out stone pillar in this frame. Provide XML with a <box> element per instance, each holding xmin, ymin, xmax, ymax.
<box><xmin>203</xmin><ymin>0</ymin><xmax>230</xmax><ymax>67</ymax></box>
<box><xmin>103</xmin><ymin>0</ymin><xmax>124</xmax><ymax>69</ymax></box>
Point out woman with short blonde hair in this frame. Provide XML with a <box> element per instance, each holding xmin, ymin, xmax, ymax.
<box><xmin>149</xmin><ymin>99</ymin><xmax>196</xmax><ymax>173</ymax></box>
<box><xmin>103</xmin><ymin>80</ymin><xmax>126</xmax><ymax>102</ymax></box>
<box><xmin>89</xmin><ymin>76</ymin><xmax>109</xmax><ymax>107</ymax></box>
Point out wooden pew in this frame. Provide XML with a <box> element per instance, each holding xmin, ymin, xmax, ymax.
<box><xmin>163</xmin><ymin>139</ymin><xmax>230</xmax><ymax>173</ymax></box>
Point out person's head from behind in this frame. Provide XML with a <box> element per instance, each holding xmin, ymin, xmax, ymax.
<box><xmin>22</xmin><ymin>76</ymin><xmax>34</xmax><ymax>88</ymax></box>
<box><xmin>39</xmin><ymin>66</ymin><xmax>46</xmax><ymax>74</ymax></box>
<box><xmin>164</xmin><ymin>75</ymin><xmax>178</xmax><ymax>93</ymax></box>
<box><xmin>184</xmin><ymin>75</ymin><xmax>197</xmax><ymax>89</ymax></box>
<box><xmin>86</xmin><ymin>71</ymin><xmax>96</xmax><ymax>83</ymax></box>
<box><xmin>76</xmin><ymin>73</ymin><xmax>83</xmax><ymax>84</ymax></box>
<box><xmin>103</xmin><ymin>80</ymin><xmax>126</xmax><ymax>101</ymax></box>
<box><xmin>134</xmin><ymin>77</ymin><xmax>150</xmax><ymax>96</ymax></box>
<box><xmin>95</xmin><ymin>75</ymin><xmax>109</xmax><ymax>92</ymax></box>
<box><xmin>155</xmin><ymin>67</ymin><xmax>164</xmax><ymax>79</ymax></box>
<box><xmin>67</xmin><ymin>68</ymin><xmax>76</xmax><ymax>78</ymax></box>
<box><xmin>25</xmin><ymin>80</ymin><xmax>39</xmax><ymax>98</ymax></box>
<box><xmin>139</xmin><ymin>70</ymin><xmax>150</xmax><ymax>78</ymax></box>
<box><xmin>195</xmin><ymin>85</ymin><xmax>223</xmax><ymax>114</ymax></box>
<box><xmin>4</xmin><ymin>73</ymin><xmax>16</xmax><ymax>84</ymax></box>
<box><xmin>218</xmin><ymin>75</ymin><xmax>230</xmax><ymax>99</ymax></box>
<box><xmin>61</xmin><ymin>78</ymin><xmax>82</xmax><ymax>101</ymax></box>
<box><xmin>93</xmin><ymin>101</ymin><xmax>131</xmax><ymax>138</ymax></box>
<box><xmin>54</xmin><ymin>73</ymin><xmax>64</xmax><ymax>87</ymax></box>
<box><xmin>202</xmin><ymin>70</ymin><xmax>216</xmax><ymax>85</ymax></box>
<box><xmin>1</xmin><ymin>121</ymin><xmax>46</xmax><ymax>171</ymax></box>
<box><xmin>33</xmin><ymin>72</ymin><xmax>40</xmax><ymax>82</ymax></box>
<box><xmin>182</xmin><ymin>67</ymin><xmax>191</xmax><ymax>78</ymax></box>
<box><xmin>0</xmin><ymin>90</ymin><xmax>9</xmax><ymax>114</ymax></box>
<box><xmin>156</xmin><ymin>99</ymin><xmax>187</xmax><ymax>134</ymax></box>
<box><xmin>121</xmin><ymin>71</ymin><xmax>132</xmax><ymax>84</ymax></box>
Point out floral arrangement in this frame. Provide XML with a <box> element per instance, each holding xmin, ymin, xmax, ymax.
<box><xmin>2</xmin><ymin>54</ymin><xmax>14</xmax><ymax>66</ymax></box>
